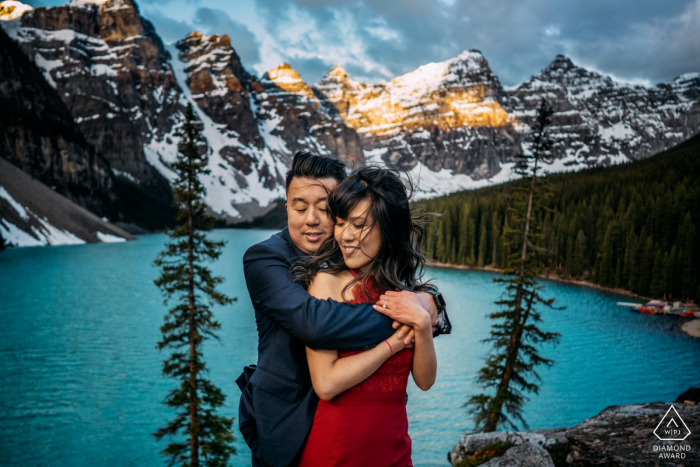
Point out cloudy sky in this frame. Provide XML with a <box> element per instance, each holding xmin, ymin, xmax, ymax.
<box><xmin>26</xmin><ymin>0</ymin><xmax>700</xmax><ymax>87</ymax></box>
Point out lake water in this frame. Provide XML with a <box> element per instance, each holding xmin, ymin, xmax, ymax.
<box><xmin>1</xmin><ymin>229</ymin><xmax>698</xmax><ymax>467</ymax></box>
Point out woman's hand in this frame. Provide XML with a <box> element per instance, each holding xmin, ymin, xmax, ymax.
<box><xmin>385</xmin><ymin>328</ymin><xmax>408</xmax><ymax>354</ymax></box>
<box><xmin>374</xmin><ymin>290</ymin><xmax>432</xmax><ymax>331</ymax></box>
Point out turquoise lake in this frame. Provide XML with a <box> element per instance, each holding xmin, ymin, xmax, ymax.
<box><xmin>1</xmin><ymin>229</ymin><xmax>698</xmax><ymax>467</ymax></box>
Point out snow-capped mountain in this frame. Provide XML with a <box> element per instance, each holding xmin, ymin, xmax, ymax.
<box><xmin>506</xmin><ymin>55</ymin><xmax>700</xmax><ymax>171</ymax></box>
<box><xmin>0</xmin><ymin>13</ymin><xmax>135</xmax><ymax>246</ymax></box>
<box><xmin>160</xmin><ymin>32</ymin><xmax>365</xmax><ymax>221</ymax></box>
<box><xmin>2</xmin><ymin>0</ymin><xmax>181</xmax><ymax>192</ymax></box>
<box><xmin>313</xmin><ymin>53</ymin><xmax>700</xmax><ymax>197</ymax></box>
<box><xmin>314</xmin><ymin>51</ymin><xmax>519</xmax><ymax>187</ymax></box>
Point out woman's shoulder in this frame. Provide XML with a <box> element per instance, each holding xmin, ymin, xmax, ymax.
<box><xmin>308</xmin><ymin>270</ymin><xmax>354</xmax><ymax>301</ymax></box>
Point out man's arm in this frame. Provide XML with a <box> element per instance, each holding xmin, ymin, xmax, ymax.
<box><xmin>243</xmin><ymin>241</ymin><xmax>395</xmax><ymax>350</ymax></box>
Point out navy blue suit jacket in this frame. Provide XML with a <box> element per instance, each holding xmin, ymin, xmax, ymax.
<box><xmin>240</xmin><ymin>227</ymin><xmax>396</xmax><ymax>466</ymax></box>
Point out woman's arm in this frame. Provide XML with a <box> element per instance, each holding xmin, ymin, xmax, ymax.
<box><xmin>410</xmin><ymin>317</ymin><xmax>437</xmax><ymax>391</ymax></box>
<box><xmin>306</xmin><ymin>331</ymin><xmax>407</xmax><ymax>401</ymax></box>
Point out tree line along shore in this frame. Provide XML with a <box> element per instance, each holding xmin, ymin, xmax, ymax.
<box><xmin>415</xmin><ymin>132</ymin><xmax>700</xmax><ymax>306</ymax></box>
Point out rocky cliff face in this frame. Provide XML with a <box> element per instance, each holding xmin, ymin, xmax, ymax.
<box><xmin>255</xmin><ymin>63</ymin><xmax>364</xmax><ymax>168</ymax></box>
<box><xmin>1</xmin><ymin>0</ymin><xmax>179</xmax><ymax>215</ymax></box>
<box><xmin>0</xmin><ymin>21</ymin><xmax>114</xmax><ymax>217</ymax></box>
<box><xmin>506</xmin><ymin>55</ymin><xmax>700</xmax><ymax>171</ymax></box>
<box><xmin>170</xmin><ymin>33</ymin><xmax>364</xmax><ymax>221</ymax></box>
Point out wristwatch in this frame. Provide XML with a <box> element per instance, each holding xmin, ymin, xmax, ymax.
<box><xmin>428</xmin><ymin>291</ymin><xmax>451</xmax><ymax>337</ymax></box>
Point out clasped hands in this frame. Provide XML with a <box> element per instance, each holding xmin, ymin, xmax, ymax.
<box><xmin>372</xmin><ymin>291</ymin><xmax>438</xmax><ymax>346</ymax></box>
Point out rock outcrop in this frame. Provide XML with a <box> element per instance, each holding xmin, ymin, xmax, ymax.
<box><xmin>449</xmin><ymin>428</ymin><xmax>567</xmax><ymax>465</ymax></box>
<box><xmin>566</xmin><ymin>402</ymin><xmax>698</xmax><ymax>466</ymax></box>
<box><xmin>449</xmin><ymin>401</ymin><xmax>700</xmax><ymax>467</ymax></box>
<box><xmin>480</xmin><ymin>442</ymin><xmax>555</xmax><ymax>467</ymax></box>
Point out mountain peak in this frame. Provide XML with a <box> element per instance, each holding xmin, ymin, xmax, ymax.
<box><xmin>547</xmin><ymin>54</ymin><xmax>575</xmax><ymax>70</ymax></box>
<box><xmin>68</xmin><ymin>0</ymin><xmax>132</xmax><ymax>8</ymax></box>
<box><xmin>264</xmin><ymin>63</ymin><xmax>314</xmax><ymax>97</ymax></box>
<box><xmin>327</xmin><ymin>65</ymin><xmax>348</xmax><ymax>79</ymax></box>
<box><xmin>0</xmin><ymin>0</ymin><xmax>32</xmax><ymax>20</ymax></box>
<box><xmin>266</xmin><ymin>63</ymin><xmax>303</xmax><ymax>82</ymax></box>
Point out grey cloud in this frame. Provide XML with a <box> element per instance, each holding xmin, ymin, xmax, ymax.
<box><xmin>140</xmin><ymin>8</ymin><xmax>194</xmax><ymax>44</ymax></box>
<box><xmin>286</xmin><ymin>56</ymin><xmax>334</xmax><ymax>82</ymax></box>
<box><xmin>194</xmin><ymin>7</ymin><xmax>261</xmax><ymax>66</ymax></box>
<box><xmin>255</xmin><ymin>0</ymin><xmax>700</xmax><ymax>86</ymax></box>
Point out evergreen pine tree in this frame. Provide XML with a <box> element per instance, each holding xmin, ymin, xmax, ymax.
<box><xmin>565</xmin><ymin>237</ymin><xmax>574</xmax><ymax>277</ymax></box>
<box><xmin>477</xmin><ymin>216</ymin><xmax>488</xmax><ymax>267</ymax></box>
<box><xmin>597</xmin><ymin>224</ymin><xmax>614</xmax><ymax>286</ymax></box>
<box><xmin>465</xmin><ymin>100</ymin><xmax>561</xmax><ymax>433</ymax></box>
<box><xmin>467</xmin><ymin>218</ymin><xmax>476</xmax><ymax>264</ymax></box>
<box><xmin>491</xmin><ymin>212</ymin><xmax>501</xmax><ymax>267</ymax></box>
<box><xmin>637</xmin><ymin>236</ymin><xmax>654</xmax><ymax>296</ymax></box>
<box><xmin>650</xmin><ymin>250</ymin><xmax>664</xmax><ymax>298</ymax></box>
<box><xmin>153</xmin><ymin>104</ymin><xmax>236</xmax><ymax>467</ymax></box>
<box><xmin>458</xmin><ymin>203</ymin><xmax>470</xmax><ymax>263</ymax></box>
<box><xmin>573</xmin><ymin>230</ymin><xmax>587</xmax><ymax>277</ymax></box>
<box><xmin>678</xmin><ymin>214</ymin><xmax>695</xmax><ymax>300</ymax></box>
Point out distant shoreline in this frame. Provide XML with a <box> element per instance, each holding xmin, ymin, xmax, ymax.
<box><xmin>427</xmin><ymin>261</ymin><xmax>700</xmax><ymax>338</ymax></box>
<box><xmin>680</xmin><ymin>320</ymin><xmax>700</xmax><ymax>338</ymax></box>
<box><xmin>426</xmin><ymin>261</ymin><xmax>651</xmax><ymax>301</ymax></box>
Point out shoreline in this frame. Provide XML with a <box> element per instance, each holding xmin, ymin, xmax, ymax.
<box><xmin>427</xmin><ymin>261</ymin><xmax>651</xmax><ymax>301</ymax></box>
<box><xmin>680</xmin><ymin>319</ymin><xmax>700</xmax><ymax>338</ymax></box>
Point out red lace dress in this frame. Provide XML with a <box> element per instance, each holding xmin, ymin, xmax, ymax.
<box><xmin>297</xmin><ymin>272</ymin><xmax>414</xmax><ymax>467</ymax></box>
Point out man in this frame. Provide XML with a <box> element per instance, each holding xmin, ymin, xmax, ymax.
<box><xmin>237</xmin><ymin>151</ymin><xmax>451</xmax><ymax>467</ymax></box>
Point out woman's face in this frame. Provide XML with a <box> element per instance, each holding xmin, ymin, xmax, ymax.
<box><xmin>334</xmin><ymin>197</ymin><xmax>381</xmax><ymax>272</ymax></box>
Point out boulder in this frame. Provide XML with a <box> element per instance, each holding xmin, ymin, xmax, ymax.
<box><xmin>675</xmin><ymin>388</ymin><xmax>700</xmax><ymax>405</ymax></box>
<box><xmin>448</xmin><ymin>429</ymin><xmax>567</xmax><ymax>465</ymax></box>
<box><xmin>566</xmin><ymin>402</ymin><xmax>699</xmax><ymax>466</ymax></box>
<box><xmin>480</xmin><ymin>442</ymin><xmax>555</xmax><ymax>467</ymax></box>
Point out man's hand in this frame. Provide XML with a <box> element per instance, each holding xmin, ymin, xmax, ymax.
<box><xmin>374</xmin><ymin>291</ymin><xmax>432</xmax><ymax>336</ymax></box>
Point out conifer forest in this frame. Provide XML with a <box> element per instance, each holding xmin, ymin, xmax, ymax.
<box><xmin>418</xmin><ymin>133</ymin><xmax>700</xmax><ymax>304</ymax></box>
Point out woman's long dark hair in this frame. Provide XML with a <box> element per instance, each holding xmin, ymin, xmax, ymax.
<box><xmin>294</xmin><ymin>165</ymin><xmax>436</xmax><ymax>299</ymax></box>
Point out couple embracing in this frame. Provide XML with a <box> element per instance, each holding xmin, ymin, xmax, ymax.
<box><xmin>237</xmin><ymin>151</ymin><xmax>452</xmax><ymax>467</ymax></box>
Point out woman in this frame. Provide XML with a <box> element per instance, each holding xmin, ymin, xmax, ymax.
<box><xmin>294</xmin><ymin>166</ymin><xmax>437</xmax><ymax>467</ymax></box>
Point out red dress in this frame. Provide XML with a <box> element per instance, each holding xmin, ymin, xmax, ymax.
<box><xmin>297</xmin><ymin>272</ymin><xmax>414</xmax><ymax>467</ymax></box>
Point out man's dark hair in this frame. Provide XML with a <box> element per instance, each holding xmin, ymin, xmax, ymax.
<box><xmin>285</xmin><ymin>151</ymin><xmax>347</xmax><ymax>190</ymax></box>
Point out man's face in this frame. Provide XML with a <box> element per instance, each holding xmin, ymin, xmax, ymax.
<box><xmin>286</xmin><ymin>176</ymin><xmax>338</xmax><ymax>254</ymax></box>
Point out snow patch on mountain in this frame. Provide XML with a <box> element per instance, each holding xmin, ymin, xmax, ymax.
<box><xmin>0</xmin><ymin>186</ymin><xmax>28</xmax><ymax>219</ymax></box>
<box><xmin>0</xmin><ymin>0</ymin><xmax>31</xmax><ymax>21</ymax></box>
<box><xmin>0</xmin><ymin>186</ymin><xmax>85</xmax><ymax>246</ymax></box>
<box><xmin>96</xmin><ymin>231</ymin><xmax>127</xmax><ymax>242</ymax></box>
